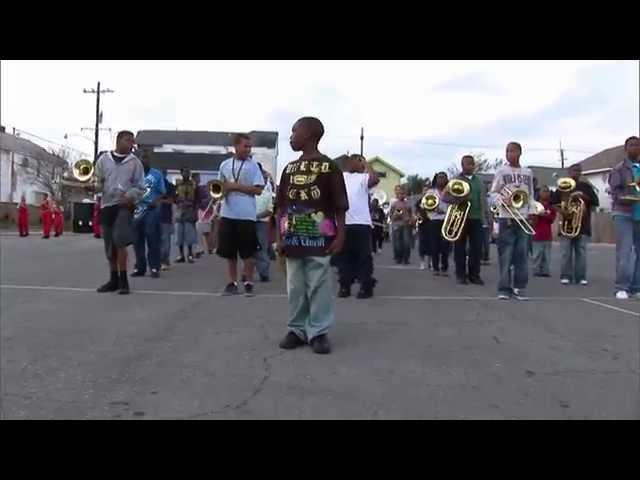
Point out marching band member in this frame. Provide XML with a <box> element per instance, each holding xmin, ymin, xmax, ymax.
<box><xmin>254</xmin><ymin>162</ymin><xmax>275</xmax><ymax>282</ymax></box>
<box><xmin>531</xmin><ymin>186</ymin><xmax>556</xmax><ymax>277</ymax></box>
<box><xmin>337</xmin><ymin>154</ymin><xmax>379</xmax><ymax>299</ymax></box>
<box><xmin>95</xmin><ymin>130</ymin><xmax>145</xmax><ymax>295</ymax></box>
<box><xmin>425</xmin><ymin>172</ymin><xmax>451</xmax><ymax>276</ymax></box>
<box><xmin>609</xmin><ymin>136</ymin><xmax>640</xmax><ymax>300</ymax></box>
<box><xmin>17</xmin><ymin>193</ymin><xmax>29</xmax><ymax>237</ymax></box>
<box><xmin>159</xmin><ymin>169</ymin><xmax>176</xmax><ymax>270</ymax></box>
<box><xmin>552</xmin><ymin>163</ymin><xmax>599</xmax><ymax>286</ymax></box>
<box><xmin>275</xmin><ymin>117</ymin><xmax>348</xmax><ymax>354</ymax></box>
<box><xmin>370</xmin><ymin>198</ymin><xmax>386</xmax><ymax>254</ymax></box>
<box><xmin>40</xmin><ymin>193</ymin><xmax>51</xmax><ymax>239</ymax></box>
<box><xmin>491</xmin><ymin>142</ymin><xmax>536</xmax><ymax>300</ymax></box>
<box><xmin>175</xmin><ymin>167</ymin><xmax>198</xmax><ymax>264</ymax></box>
<box><xmin>444</xmin><ymin>155</ymin><xmax>488</xmax><ymax>285</ymax></box>
<box><xmin>193</xmin><ymin>172</ymin><xmax>212</xmax><ymax>258</ymax></box>
<box><xmin>217</xmin><ymin>133</ymin><xmax>264</xmax><ymax>297</ymax></box>
<box><xmin>131</xmin><ymin>152</ymin><xmax>166</xmax><ymax>279</ymax></box>
<box><xmin>415</xmin><ymin>181</ymin><xmax>432</xmax><ymax>271</ymax></box>
<box><xmin>51</xmin><ymin>199</ymin><xmax>64</xmax><ymax>237</ymax></box>
<box><xmin>390</xmin><ymin>185</ymin><xmax>413</xmax><ymax>265</ymax></box>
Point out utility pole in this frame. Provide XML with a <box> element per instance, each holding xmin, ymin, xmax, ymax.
<box><xmin>360</xmin><ymin>127</ymin><xmax>364</xmax><ymax>157</ymax></box>
<box><xmin>83</xmin><ymin>82</ymin><xmax>114</xmax><ymax>163</ymax></box>
<box><xmin>559</xmin><ymin>141</ymin><xmax>566</xmax><ymax>169</ymax></box>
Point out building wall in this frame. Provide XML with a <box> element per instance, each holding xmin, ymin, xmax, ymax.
<box><xmin>0</xmin><ymin>150</ymin><xmax>48</xmax><ymax>205</ymax></box>
<box><xmin>369</xmin><ymin>160</ymin><xmax>403</xmax><ymax>202</ymax></box>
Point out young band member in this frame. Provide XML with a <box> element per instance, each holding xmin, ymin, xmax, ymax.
<box><xmin>92</xmin><ymin>195</ymin><xmax>102</xmax><ymax>239</ymax></box>
<box><xmin>217</xmin><ymin>133</ymin><xmax>264</xmax><ymax>297</ymax></box>
<box><xmin>95</xmin><ymin>130</ymin><xmax>145</xmax><ymax>295</ymax></box>
<box><xmin>40</xmin><ymin>193</ymin><xmax>51</xmax><ymax>239</ymax></box>
<box><xmin>159</xmin><ymin>169</ymin><xmax>176</xmax><ymax>270</ymax></box>
<box><xmin>337</xmin><ymin>154</ymin><xmax>379</xmax><ymax>299</ymax></box>
<box><xmin>370</xmin><ymin>198</ymin><xmax>386</xmax><ymax>254</ymax></box>
<box><xmin>275</xmin><ymin>117</ymin><xmax>348</xmax><ymax>355</ymax></box>
<box><xmin>175</xmin><ymin>167</ymin><xmax>198</xmax><ymax>264</ymax></box>
<box><xmin>192</xmin><ymin>173</ymin><xmax>211</xmax><ymax>258</ymax></box>
<box><xmin>491</xmin><ymin>142</ymin><xmax>537</xmax><ymax>300</ymax></box>
<box><xmin>552</xmin><ymin>163</ymin><xmax>599</xmax><ymax>286</ymax></box>
<box><xmin>17</xmin><ymin>193</ymin><xmax>29</xmax><ymax>237</ymax></box>
<box><xmin>390</xmin><ymin>185</ymin><xmax>413</xmax><ymax>265</ymax></box>
<box><xmin>444</xmin><ymin>155</ymin><xmax>488</xmax><ymax>285</ymax></box>
<box><xmin>531</xmin><ymin>186</ymin><xmax>556</xmax><ymax>277</ymax></box>
<box><xmin>131</xmin><ymin>153</ymin><xmax>166</xmax><ymax>279</ymax></box>
<box><xmin>415</xmin><ymin>181</ymin><xmax>432</xmax><ymax>271</ymax></box>
<box><xmin>426</xmin><ymin>172</ymin><xmax>451</xmax><ymax>276</ymax></box>
<box><xmin>254</xmin><ymin>162</ymin><xmax>275</xmax><ymax>282</ymax></box>
<box><xmin>51</xmin><ymin>199</ymin><xmax>64</xmax><ymax>237</ymax></box>
<box><xmin>609</xmin><ymin>136</ymin><xmax>640</xmax><ymax>300</ymax></box>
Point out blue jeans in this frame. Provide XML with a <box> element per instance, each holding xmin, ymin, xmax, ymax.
<box><xmin>560</xmin><ymin>235</ymin><xmax>589</xmax><ymax>283</ymax></box>
<box><xmin>392</xmin><ymin>225</ymin><xmax>412</xmax><ymax>263</ymax></box>
<box><xmin>613</xmin><ymin>216</ymin><xmax>640</xmax><ymax>294</ymax></box>
<box><xmin>286</xmin><ymin>256</ymin><xmax>334</xmax><ymax>342</ymax></box>
<box><xmin>497</xmin><ymin>219</ymin><xmax>529</xmax><ymax>294</ymax></box>
<box><xmin>254</xmin><ymin>221</ymin><xmax>270</xmax><ymax>280</ymax></box>
<box><xmin>532</xmin><ymin>241</ymin><xmax>551</xmax><ymax>276</ymax></box>
<box><xmin>133</xmin><ymin>208</ymin><xmax>161</xmax><ymax>273</ymax></box>
<box><xmin>160</xmin><ymin>223</ymin><xmax>174</xmax><ymax>265</ymax></box>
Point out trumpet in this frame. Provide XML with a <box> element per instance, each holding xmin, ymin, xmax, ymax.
<box><xmin>494</xmin><ymin>186</ymin><xmax>535</xmax><ymax>235</ymax></box>
<box><xmin>208</xmin><ymin>179</ymin><xmax>224</xmax><ymax>200</ymax></box>
<box><xmin>441</xmin><ymin>179</ymin><xmax>471</xmax><ymax>242</ymax></box>
<box><xmin>556</xmin><ymin>177</ymin><xmax>585</xmax><ymax>238</ymax></box>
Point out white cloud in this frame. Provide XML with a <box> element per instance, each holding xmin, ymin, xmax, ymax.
<box><xmin>1</xmin><ymin>60</ymin><xmax>637</xmax><ymax>177</ymax></box>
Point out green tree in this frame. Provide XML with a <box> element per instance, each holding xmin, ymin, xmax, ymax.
<box><xmin>405</xmin><ymin>174</ymin><xmax>430</xmax><ymax>196</ymax></box>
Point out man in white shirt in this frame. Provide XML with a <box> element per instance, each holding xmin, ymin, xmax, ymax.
<box><xmin>337</xmin><ymin>154</ymin><xmax>380</xmax><ymax>299</ymax></box>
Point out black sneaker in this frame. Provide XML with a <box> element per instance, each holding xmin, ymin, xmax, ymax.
<box><xmin>187</xmin><ymin>255</ymin><xmax>195</xmax><ymax>264</ymax></box>
<box><xmin>310</xmin><ymin>334</ymin><xmax>331</xmax><ymax>355</ymax></box>
<box><xmin>338</xmin><ymin>287</ymin><xmax>351</xmax><ymax>298</ymax></box>
<box><xmin>469</xmin><ymin>277</ymin><xmax>485</xmax><ymax>286</ymax></box>
<box><xmin>279</xmin><ymin>331</ymin><xmax>306</xmax><ymax>350</ymax></box>
<box><xmin>118</xmin><ymin>279</ymin><xmax>130</xmax><ymax>295</ymax></box>
<box><xmin>457</xmin><ymin>277</ymin><xmax>469</xmax><ymax>285</ymax></box>
<box><xmin>244</xmin><ymin>282</ymin><xmax>254</xmax><ymax>297</ymax></box>
<box><xmin>175</xmin><ymin>256</ymin><xmax>186</xmax><ymax>263</ymax></box>
<box><xmin>357</xmin><ymin>288</ymin><xmax>373</xmax><ymax>299</ymax></box>
<box><xmin>195</xmin><ymin>252</ymin><xmax>204</xmax><ymax>259</ymax></box>
<box><xmin>259</xmin><ymin>275</ymin><xmax>270</xmax><ymax>283</ymax></box>
<box><xmin>131</xmin><ymin>270</ymin><xmax>145</xmax><ymax>277</ymax></box>
<box><xmin>222</xmin><ymin>282</ymin><xmax>239</xmax><ymax>296</ymax></box>
<box><xmin>208</xmin><ymin>249</ymin><xmax>214</xmax><ymax>255</ymax></box>
<box><xmin>97</xmin><ymin>280</ymin><xmax>119</xmax><ymax>293</ymax></box>
<box><xmin>150</xmin><ymin>269</ymin><xmax>160</xmax><ymax>279</ymax></box>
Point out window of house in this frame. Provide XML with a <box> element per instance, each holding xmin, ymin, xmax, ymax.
<box><xmin>21</xmin><ymin>157</ymin><xmax>28</xmax><ymax>168</ymax></box>
<box><xmin>374</xmin><ymin>170</ymin><xmax>387</xmax><ymax>178</ymax></box>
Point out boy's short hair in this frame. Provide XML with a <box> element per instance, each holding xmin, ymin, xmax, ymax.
<box><xmin>116</xmin><ymin>130</ymin><xmax>134</xmax><ymax>142</ymax></box>
<box><xmin>297</xmin><ymin>117</ymin><xmax>325</xmax><ymax>142</ymax></box>
<box><xmin>507</xmin><ymin>141</ymin><xmax>522</xmax><ymax>153</ymax></box>
<box><xmin>461</xmin><ymin>155</ymin><xmax>475</xmax><ymax>163</ymax></box>
<box><xmin>624</xmin><ymin>136</ymin><xmax>640</xmax><ymax>148</ymax></box>
<box><xmin>233</xmin><ymin>133</ymin><xmax>251</xmax><ymax>145</ymax></box>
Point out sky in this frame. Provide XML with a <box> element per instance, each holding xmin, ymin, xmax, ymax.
<box><xmin>1</xmin><ymin>60</ymin><xmax>638</xmax><ymax>179</ymax></box>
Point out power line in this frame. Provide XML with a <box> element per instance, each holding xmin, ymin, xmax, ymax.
<box><xmin>330</xmin><ymin>134</ymin><xmax>597</xmax><ymax>155</ymax></box>
<box><xmin>11</xmin><ymin>127</ymin><xmax>90</xmax><ymax>156</ymax></box>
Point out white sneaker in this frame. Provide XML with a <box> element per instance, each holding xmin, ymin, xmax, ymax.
<box><xmin>420</xmin><ymin>261</ymin><xmax>426</xmax><ymax>271</ymax></box>
<box><xmin>497</xmin><ymin>293</ymin><xmax>510</xmax><ymax>300</ymax></box>
<box><xmin>580</xmin><ymin>280</ymin><xmax>588</xmax><ymax>286</ymax></box>
<box><xmin>561</xmin><ymin>279</ymin><xmax>570</xmax><ymax>285</ymax></box>
<box><xmin>633</xmin><ymin>292</ymin><xmax>640</xmax><ymax>300</ymax></box>
<box><xmin>615</xmin><ymin>291</ymin><xmax>629</xmax><ymax>300</ymax></box>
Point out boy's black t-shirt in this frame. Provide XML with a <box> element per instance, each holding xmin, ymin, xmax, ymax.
<box><xmin>371</xmin><ymin>207</ymin><xmax>386</xmax><ymax>226</ymax></box>
<box><xmin>275</xmin><ymin>154</ymin><xmax>349</xmax><ymax>258</ymax></box>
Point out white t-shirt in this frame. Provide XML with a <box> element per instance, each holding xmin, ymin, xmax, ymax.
<box><xmin>343</xmin><ymin>172</ymin><xmax>372</xmax><ymax>226</ymax></box>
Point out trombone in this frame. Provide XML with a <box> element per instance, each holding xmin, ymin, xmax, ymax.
<box><xmin>493</xmin><ymin>186</ymin><xmax>536</xmax><ymax>235</ymax></box>
<box><xmin>207</xmin><ymin>179</ymin><xmax>224</xmax><ymax>200</ymax></box>
<box><xmin>59</xmin><ymin>159</ymin><xmax>96</xmax><ymax>189</ymax></box>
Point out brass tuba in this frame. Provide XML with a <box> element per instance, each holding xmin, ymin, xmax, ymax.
<box><xmin>60</xmin><ymin>159</ymin><xmax>95</xmax><ymax>189</ymax></box>
<box><xmin>494</xmin><ymin>186</ymin><xmax>536</xmax><ymax>235</ymax></box>
<box><xmin>441</xmin><ymin>179</ymin><xmax>471</xmax><ymax>242</ymax></box>
<box><xmin>556</xmin><ymin>177</ymin><xmax>584</xmax><ymax>238</ymax></box>
<box><xmin>208</xmin><ymin>179</ymin><xmax>224</xmax><ymax>200</ymax></box>
<box><xmin>421</xmin><ymin>192</ymin><xmax>440</xmax><ymax>211</ymax></box>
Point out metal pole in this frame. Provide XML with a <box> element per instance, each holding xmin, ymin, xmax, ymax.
<box><xmin>94</xmin><ymin>82</ymin><xmax>100</xmax><ymax>163</ymax></box>
<box><xmin>360</xmin><ymin>127</ymin><xmax>364</xmax><ymax>157</ymax></box>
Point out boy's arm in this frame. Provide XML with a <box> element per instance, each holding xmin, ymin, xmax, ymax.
<box><xmin>364</xmin><ymin>161</ymin><xmax>380</xmax><ymax>188</ymax></box>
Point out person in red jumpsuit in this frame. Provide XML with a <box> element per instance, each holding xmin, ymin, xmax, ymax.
<box><xmin>17</xmin><ymin>193</ymin><xmax>29</xmax><ymax>237</ymax></box>
<box><xmin>52</xmin><ymin>200</ymin><xmax>64</xmax><ymax>237</ymax></box>
<box><xmin>92</xmin><ymin>196</ymin><xmax>102</xmax><ymax>238</ymax></box>
<box><xmin>40</xmin><ymin>193</ymin><xmax>52</xmax><ymax>239</ymax></box>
